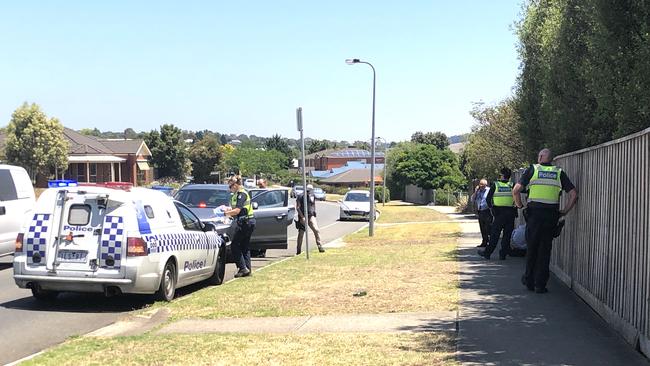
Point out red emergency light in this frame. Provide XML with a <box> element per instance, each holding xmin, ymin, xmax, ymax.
<box><xmin>78</xmin><ymin>182</ymin><xmax>133</xmax><ymax>191</ymax></box>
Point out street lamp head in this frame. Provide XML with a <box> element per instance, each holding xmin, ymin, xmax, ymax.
<box><xmin>345</xmin><ymin>58</ymin><xmax>360</xmax><ymax>65</ymax></box>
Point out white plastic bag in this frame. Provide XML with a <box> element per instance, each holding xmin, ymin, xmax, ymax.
<box><xmin>511</xmin><ymin>224</ymin><xmax>527</xmax><ymax>250</ymax></box>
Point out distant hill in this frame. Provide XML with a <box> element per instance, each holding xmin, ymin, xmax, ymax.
<box><xmin>448</xmin><ymin>134</ymin><xmax>469</xmax><ymax>144</ymax></box>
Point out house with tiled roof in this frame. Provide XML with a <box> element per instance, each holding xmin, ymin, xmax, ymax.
<box><xmin>0</xmin><ymin>128</ymin><xmax>154</xmax><ymax>187</ymax></box>
<box><xmin>60</xmin><ymin>128</ymin><xmax>152</xmax><ymax>186</ymax></box>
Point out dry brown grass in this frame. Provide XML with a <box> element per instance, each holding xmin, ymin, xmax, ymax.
<box><xmin>161</xmin><ymin>222</ymin><xmax>459</xmax><ymax>319</ymax></box>
<box><xmin>25</xmin><ymin>332</ymin><xmax>458</xmax><ymax>366</ymax></box>
<box><xmin>377</xmin><ymin>204</ymin><xmax>449</xmax><ymax>223</ymax></box>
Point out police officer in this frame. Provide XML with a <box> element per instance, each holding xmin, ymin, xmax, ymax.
<box><xmin>478</xmin><ymin>167</ymin><xmax>516</xmax><ymax>260</ymax></box>
<box><xmin>513</xmin><ymin>148</ymin><xmax>578</xmax><ymax>293</ymax></box>
<box><xmin>225</xmin><ymin>175</ymin><xmax>256</xmax><ymax>278</ymax></box>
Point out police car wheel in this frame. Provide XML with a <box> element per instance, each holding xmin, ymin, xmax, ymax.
<box><xmin>31</xmin><ymin>285</ymin><xmax>59</xmax><ymax>301</ymax></box>
<box><xmin>156</xmin><ymin>261</ymin><xmax>177</xmax><ymax>302</ymax></box>
<box><xmin>207</xmin><ymin>247</ymin><xmax>226</xmax><ymax>285</ymax></box>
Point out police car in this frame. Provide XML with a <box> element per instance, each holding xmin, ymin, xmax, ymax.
<box><xmin>13</xmin><ymin>180</ymin><xmax>227</xmax><ymax>302</ymax></box>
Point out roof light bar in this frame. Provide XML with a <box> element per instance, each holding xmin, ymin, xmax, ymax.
<box><xmin>48</xmin><ymin>180</ymin><xmax>78</xmax><ymax>188</ymax></box>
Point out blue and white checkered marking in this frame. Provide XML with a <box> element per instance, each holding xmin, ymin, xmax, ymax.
<box><xmin>145</xmin><ymin>232</ymin><xmax>222</xmax><ymax>254</ymax></box>
<box><xmin>26</xmin><ymin>213</ymin><xmax>51</xmax><ymax>264</ymax></box>
<box><xmin>100</xmin><ymin>216</ymin><xmax>124</xmax><ymax>269</ymax></box>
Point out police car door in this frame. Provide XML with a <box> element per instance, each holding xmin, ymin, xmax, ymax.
<box><xmin>250</xmin><ymin>189</ymin><xmax>290</xmax><ymax>250</ymax></box>
<box><xmin>47</xmin><ymin>192</ymin><xmax>117</xmax><ymax>274</ymax></box>
<box><xmin>174</xmin><ymin>202</ymin><xmax>213</xmax><ymax>283</ymax></box>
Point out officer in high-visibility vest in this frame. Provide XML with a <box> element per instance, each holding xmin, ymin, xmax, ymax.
<box><xmin>478</xmin><ymin>167</ymin><xmax>516</xmax><ymax>260</ymax></box>
<box><xmin>513</xmin><ymin>148</ymin><xmax>578</xmax><ymax>293</ymax></box>
<box><xmin>225</xmin><ymin>175</ymin><xmax>256</xmax><ymax>278</ymax></box>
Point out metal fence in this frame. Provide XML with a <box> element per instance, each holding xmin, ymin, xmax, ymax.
<box><xmin>517</xmin><ymin>127</ymin><xmax>650</xmax><ymax>355</ymax></box>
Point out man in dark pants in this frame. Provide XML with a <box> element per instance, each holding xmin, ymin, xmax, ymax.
<box><xmin>225</xmin><ymin>175</ymin><xmax>256</xmax><ymax>278</ymax></box>
<box><xmin>478</xmin><ymin>167</ymin><xmax>516</xmax><ymax>260</ymax></box>
<box><xmin>471</xmin><ymin>179</ymin><xmax>492</xmax><ymax>247</ymax></box>
<box><xmin>513</xmin><ymin>148</ymin><xmax>578</xmax><ymax>293</ymax></box>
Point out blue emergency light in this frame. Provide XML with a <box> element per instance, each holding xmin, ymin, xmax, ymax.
<box><xmin>48</xmin><ymin>179</ymin><xmax>78</xmax><ymax>188</ymax></box>
<box><xmin>151</xmin><ymin>185</ymin><xmax>174</xmax><ymax>196</ymax></box>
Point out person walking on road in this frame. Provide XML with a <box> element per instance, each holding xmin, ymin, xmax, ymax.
<box><xmin>296</xmin><ymin>184</ymin><xmax>325</xmax><ymax>255</ymax></box>
<box><xmin>513</xmin><ymin>148</ymin><xmax>578</xmax><ymax>293</ymax></box>
<box><xmin>471</xmin><ymin>179</ymin><xmax>492</xmax><ymax>248</ymax></box>
<box><xmin>225</xmin><ymin>175</ymin><xmax>256</xmax><ymax>278</ymax></box>
<box><xmin>479</xmin><ymin>168</ymin><xmax>517</xmax><ymax>260</ymax></box>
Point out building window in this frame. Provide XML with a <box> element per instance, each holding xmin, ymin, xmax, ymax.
<box><xmin>89</xmin><ymin>163</ymin><xmax>97</xmax><ymax>183</ymax></box>
<box><xmin>77</xmin><ymin>164</ymin><xmax>86</xmax><ymax>182</ymax></box>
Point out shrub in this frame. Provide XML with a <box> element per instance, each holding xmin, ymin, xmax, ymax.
<box><xmin>374</xmin><ymin>186</ymin><xmax>391</xmax><ymax>203</ymax></box>
<box><xmin>434</xmin><ymin>190</ymin><xmax>458</xmax><ymax>206</ymax></box>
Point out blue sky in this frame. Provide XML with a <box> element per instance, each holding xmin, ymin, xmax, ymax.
<box><xmin>0</xmin><ymin>1</ymin><xmax>522</xmax><ymax>142</ymax></box>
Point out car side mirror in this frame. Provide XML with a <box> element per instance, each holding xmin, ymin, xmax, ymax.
<box><xmin>0</xmin><ymin>206</ymin><xmax>5</xmax><ymax>215</ymax></box>
<box><xmin>252</xmin><ymin>202</ymin><xmax>259</xmax><ymax>210</ymax></box>
<box><xmin>202</xmin><ymin>221</ymin><xmax>216</xmax><ymax>232</ymax></box>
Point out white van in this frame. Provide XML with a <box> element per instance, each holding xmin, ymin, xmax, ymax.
<box><xmin>13</xmin><ymin>181</ymin><xmax>226</xmax><ymax>301</ymax></box>
<box><xmin>0</xmin><ymin>165</ymin><xmax>35</xmax><ymax>257</ymax></box>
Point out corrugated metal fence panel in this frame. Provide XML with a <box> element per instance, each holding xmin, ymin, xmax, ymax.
<box><xmin>516</xmin><ymin>127</ymin><xmax>650</xmax><ymax>352</ymax></box>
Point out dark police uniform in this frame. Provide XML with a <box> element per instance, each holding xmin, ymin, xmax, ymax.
<box><xmin>230</xmin><ymin>188</ymin><xmax>255</xmax><ymax>273</ymax></box>
<box><xmin>484</xmin><ymin>180</ymin><xmax>517</xmax><ymax>260</ymax></box>
<box><xmin>519</xmin><ymin>163</ymin><xmax>575</xmax><ymax>291</ymax></box>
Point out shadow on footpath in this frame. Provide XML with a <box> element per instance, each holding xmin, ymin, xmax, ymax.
<box><xmin>453</xmin><ymin>242</ymin><xmax>650</xmax><ymax>366</ymax></box>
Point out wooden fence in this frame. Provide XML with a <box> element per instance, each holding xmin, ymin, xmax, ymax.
<box><xmin>518</xmin><ymin>127</ymin><xmax>650</xmax><ymax>355</ymax></box>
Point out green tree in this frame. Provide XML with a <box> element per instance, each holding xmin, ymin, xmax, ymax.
<box><xmin>307</xmin><ymin>139</ymin><xmax>331</xmax><ymax>154</ymax></box>
<box><xmin>352</xmin><ymin>140</ymin><xmax>370</xmax><ymax>150</ymax></box>
<box><xmin>79</xmin><ymin>128</ymin><xmax>101</xmax><ymax>137</ymax></box>
<box><xmin>410</xmin><ymin>131</ymin><xmax>449</xmax><ymax>149</ymax></box>
<box><xmin>188</xmin><ymin>135</ymin><xmax>221</xmax><ymax>183</ymax></box>
<box><xmin>515</xmin><ymin>0</ymin><xmax>650</xmax><ymax>158</ymax></box>
<box><xmin>464</xmin><ymin>99</ymin><xmax>528</xmax><ymax>180</ymax></box>
<box><xmin>265</xmin><ymin>134</ymin><xmax>294</xmax><ymax>168</ymax></box>
<box><xmin>5</xmin><ymin>103</ymin><xmax>68</xmax><ymax>180</ymax></box>
<box><xmin>144</xmin><ymin>124</ymin><xmax>190</xmax><ymax>180</ymax></box>
<box><xmin>124</xmin><ymin>128</ymin><xmax>138</xmax><ymax>139</ymax></box>
<box><xmin>387</xmin><ymin>142</ymin><xmax>464</xmax><ymax>198</ymax></box>
<box><xmin>220</xmin><ymin>147</ymin><xmax>285</xmax><ymax>177</ymax></box>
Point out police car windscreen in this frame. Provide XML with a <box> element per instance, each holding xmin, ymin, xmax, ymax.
<box><xmin>175</xmin><ymin>189</ymin><xmax>230</xmax><ymax>208</ymax></box>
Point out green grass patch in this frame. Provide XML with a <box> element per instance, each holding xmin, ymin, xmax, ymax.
<box><xmin>377</xmin><ymin>203</ymin><xmax>449</xmax><ymax>223</ymax></box>
<box><xmin>25</xmin><ymin>332</ymin><xmax>457</xmax><ymax>366</ymax></box>
<box><xmin>154</xmin><ymin>222</ymin><xmax>460</xmax><ymax>320</ymax></box>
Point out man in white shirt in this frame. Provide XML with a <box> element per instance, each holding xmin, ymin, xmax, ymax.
<box><xmin>471</xmin><ymin>179</ymin><xmax>492</xmax><ymax>248</ymax></box>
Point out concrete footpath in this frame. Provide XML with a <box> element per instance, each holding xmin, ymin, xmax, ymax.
<box><xmin>431</xmin><ymin>206</ymin><xmax>650</xmax><ymax>366</ymax></box>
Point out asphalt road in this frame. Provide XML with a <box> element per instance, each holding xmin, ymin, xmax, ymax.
<box><xmin>0</xmin><ymin>199</ymin><xmax>366</xmax><ymax>365</ymax></box>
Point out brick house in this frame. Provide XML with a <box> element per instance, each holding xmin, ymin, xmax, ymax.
<box><xmin>58</xmin><ymin>128</ymin><xmax>153</xmax><ymax>186</ymax></box>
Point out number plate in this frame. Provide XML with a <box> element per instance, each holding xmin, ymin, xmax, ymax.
<box><xmin>57</xmin><ymin>250</ymin><xmax>88</xmax><ymax>263</ymax></box>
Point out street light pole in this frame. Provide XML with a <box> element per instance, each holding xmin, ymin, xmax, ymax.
<box><xmin>376</xmin><ymin>137</ymin><xmax>388</xmax><ymax>207</ymax></box>
<box><xmin>346</xmin><ymin>58</ymin><xmax>376</xmax><ymax>236</ymax></box>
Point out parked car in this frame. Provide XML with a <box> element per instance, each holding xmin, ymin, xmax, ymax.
<box><xmin>291</xmin><ymin>185</ymin><xmax>304</xmax><ymax>198</ymax></box>
<box><xmin>339</xmin><ymin>190</ymin><xmax>374</xmax><ymax>221</ymax></box>
<box><xmin>13</xmin><ymin>181</ymin><xmax>226</xmax><ymax>301</ymax></box>
<box><xmin>312</xmin><ymin>187</ymin><xmax>326</xmax><ymax>201</ymax></box>
<box><xmin>0</xmin><ymin>165</ymin><xmax>36</xmax><ymax>257</ymax></box>
<box><xmin>244</xmin><ymin>178</ymin><xmax>256</xmax><ymax>189</ymax></box>
<box><xmin>174</xmin><ymin>184</ymin><xmax>295</xmax><ymax>258</ymax></box>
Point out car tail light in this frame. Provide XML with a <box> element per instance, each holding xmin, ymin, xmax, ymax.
<box><xmin>15</xmin><ymin>233</ymin><xmax>24</xmax><ymax>253</ymax></box>
<box><xmin>127</xmin><ymin>237</ymin><xmax>148</xmax><ymax>256</ymax></box>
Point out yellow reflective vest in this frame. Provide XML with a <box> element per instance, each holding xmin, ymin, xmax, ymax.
<box><xmin>230</xmin><ymin>188</ymin><xmax>254</xmax><ymax>218</ymax></box>
<box><xmin>492</xmin><ymin>181</ymin><xmax>514</xmax><ymax>207</ymax></box>
<box><xmin>527</xmin><ymin>164</ymin><xmax>562</xmax><ymax>204</ymax></box>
